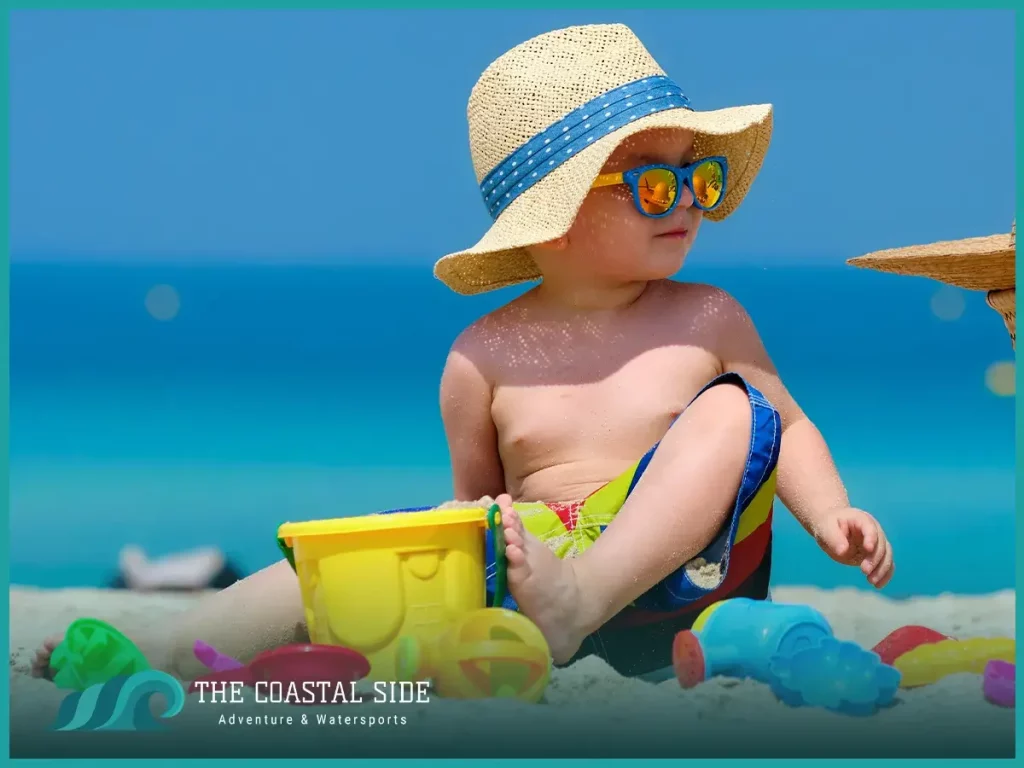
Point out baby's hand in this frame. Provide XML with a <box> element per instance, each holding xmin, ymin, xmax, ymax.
<box><xmin>811</xmin><ymin>507</ymin><xmax>894</xmax><ymax>588</ymax></box>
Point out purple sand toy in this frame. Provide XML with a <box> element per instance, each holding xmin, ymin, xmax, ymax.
<box><xmin>983</xmin><ymin>660</ymin><xmax>1015</xmax><ymax>708</ymax></box>
<box><xmin>194</xmin><ymin>640</ymin><xmax>244</xmax><ymax>672</ymax></box>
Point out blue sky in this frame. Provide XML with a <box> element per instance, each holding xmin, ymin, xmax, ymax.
<box><xmin>10</xmin><ymin>9</ymin><xmax>1015</xmax><ymax>265</ymax></box>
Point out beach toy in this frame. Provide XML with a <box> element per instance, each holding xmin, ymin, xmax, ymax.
<box><xmin>893</xmin><ymin>637</ymin><xmax>1016</xmax><ymax>688</ymax></box>
<box><xmin>187</xmin><ymin>643</ymin><xmax>369</xmax><ymax>699</ymax></box>
<box><xmin>50</xmin><ymin>618</ymin><xmax>150</xmax><ymax>691</ymax></box>
<box><xmin>983</xmin><ymin>660</ymin><xmax>1015</xmax><ymax>707</ymax></box>
<box><xmin>768</xmin><ymin>637</ymin><xmax>901</xmax><ymax>716</ymax></box>
<box><xmin>395</xmin><ymin>608</ymin><xmax>551</xmax><ymax>702</ymax></box>
<box><xmin>194</xmin><ymin>640</ymin><xmax>244</xmax><ymax>672</ymax></box>
<box><xmin>188</xmin><ymin>640</ymin><xmax>253</xmax><ymax>695</ymax></box>
<box><xmin>249</xmin><ymin>644</ymin><xmax>371</xmax><ymax>688</ymax></box>
<box><xmin>872</xmin><ymin>625</ymin><xmax>950</xmax><ymax>666</ymax></box>
<box><xmin>277</xmin><ymin>506</ymin><xmax>490</xmax><ymax>682</ymax></box>
<box><xmin>673</xmin><ymin>598</ymin><xmax>899</xmax><ymax>715</ymax></box>
<box><xmin>673</xmin><ymin>598</ymin><xmax>834</xmax><ymax>688</ymax></box>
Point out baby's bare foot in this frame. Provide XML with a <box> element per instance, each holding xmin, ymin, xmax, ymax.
<box><xmin>496</xmin><ymin>494</ymin><xmax>587</xmax><ymax>665</ymax></box>
<box><xmin>31</xmin><ymin>633</ymin><xmax>63</xmax><ymax>679</ymax></box>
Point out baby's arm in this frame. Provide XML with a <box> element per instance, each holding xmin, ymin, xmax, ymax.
<box><xmin>709</xmin><ymin>289</ymin><xmax>850</xmax><ymax>519</ymax></box>
<box><xmin>439</xmin><ymin>335</ymin><xmax>506</xmax><ymax>500</ymax></box>
<box><xmin>708</xmin><ymin>287</ymin><xmax>893</xmax><ymax>585</ymax></box>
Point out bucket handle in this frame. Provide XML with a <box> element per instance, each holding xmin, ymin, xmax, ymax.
<box><xmin>277</xmin><ymin>536</ymin><xmax>296</xmax><ymax>573</ymax></box>
<box><xmin>488</xmin><ymin>504</ymin><xmax>507</xmax><ymax>608</ymax></box>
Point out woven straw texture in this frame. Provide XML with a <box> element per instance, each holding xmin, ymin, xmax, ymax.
<box><xmin>434</xmin><ymin>24</ymin><xmax>773</xmax><ymax>295</ymax></box>
<box><xmin>847</xmin><ymin>221</ymin><xmax>1015</xmax><ymax>292</ymax></box>
<box><xmin>986</xmin><ymin>288</ymin><xmax>1016</xmax><ymax>348</ymax></box>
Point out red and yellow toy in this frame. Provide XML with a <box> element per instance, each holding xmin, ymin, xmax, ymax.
<box><xmin>873</xmin><ymin>625</ymin><xmax>1015</xmax><ymax>689</ymax></box>
<box><xmin>892</xmin><ymin>637</ymin><xmax>1015</xmax><ymax>689</ymax></box>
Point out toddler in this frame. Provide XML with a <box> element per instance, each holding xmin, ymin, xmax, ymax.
<box><xmin>34</xmin><ymin>23</ymin><xmax>893</xmax><ymax>683</ymax></box>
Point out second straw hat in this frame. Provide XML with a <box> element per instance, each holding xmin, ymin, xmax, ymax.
<box><xmin>847</xmin><ymin>221</ymin><xmax>1016</xmax><ymax>346</ymax></box>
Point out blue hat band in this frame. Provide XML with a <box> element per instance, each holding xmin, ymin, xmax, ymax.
<box><xmin>479</xmin><ymin>75</ymin><xmax>692</xmax><ymax>221</ymax></box>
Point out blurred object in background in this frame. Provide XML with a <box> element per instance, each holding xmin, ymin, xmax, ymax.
<box><xmin>108</xmin><ymin>545</ymin><xmax>245</xmax><ymax>592</ymax></box>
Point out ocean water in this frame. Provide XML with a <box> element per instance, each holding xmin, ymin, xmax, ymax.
<box><xmin>10</xmin><ymin>261</ymin><xmax>1016</xmax><ymax>596</ymax></box>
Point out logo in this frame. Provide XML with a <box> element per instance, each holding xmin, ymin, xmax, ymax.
<box><xmin>51</xmin><ymin>670</ymin><xmax>186</xmax><ymax>732</ymax></box>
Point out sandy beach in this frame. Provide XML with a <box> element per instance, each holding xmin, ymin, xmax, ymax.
<box><xmin>9</xmin><ymin>585</ymin><xmax>1016</xmax><ymax>758</ymax></box>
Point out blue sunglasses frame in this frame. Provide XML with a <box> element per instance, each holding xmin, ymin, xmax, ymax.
<box><xmin>590</xmin><ymin>156</ymin><xmax>729</xmax><ymax>218</ymax></box>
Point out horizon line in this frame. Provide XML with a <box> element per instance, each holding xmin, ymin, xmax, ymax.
<box><xmin>9</xmin><ymin>252</ymin><xmax>856</xmax><ymax>268</ymax></box>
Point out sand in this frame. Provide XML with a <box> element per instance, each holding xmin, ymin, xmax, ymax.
<box><xmin>9</xmin><ymin>585</ymin><xmax>1016</xmax><ymax>758</ymax></box>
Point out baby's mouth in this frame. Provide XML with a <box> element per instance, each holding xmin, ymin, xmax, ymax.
<box><xmin>656</xmin><ymin>228</ymin><xmax>688</xmax><ymax>239</ymax></box>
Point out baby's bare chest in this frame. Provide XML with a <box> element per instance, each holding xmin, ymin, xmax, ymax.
<box><xmin>491</xmin><ymin>345</ymin><xmax>720</xmax><ymax>474</ymax></box>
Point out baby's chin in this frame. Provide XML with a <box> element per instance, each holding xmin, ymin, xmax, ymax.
<box><xmin>633</xmin><ymin>249</ymin><xmax>689</xmax><ymax>280</ymax></box>
<box><xmin>589</xmin><ymin>245</ymin><xmax>689</xmax><ymax>283</ymax></box>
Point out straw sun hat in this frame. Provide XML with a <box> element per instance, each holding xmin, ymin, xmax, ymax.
<box><xmin>433</xmin><ymin>23</ymin><xmax>773</xmax><ymax>295</ymax></box>
<box><xmin>848</xmin><ymin>221</ymin><xmax>1017</xmax><ymax>347</ymax></box>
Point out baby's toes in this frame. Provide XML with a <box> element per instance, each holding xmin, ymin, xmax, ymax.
<box><xmin>496</xmin><ymin>493</ymin><xmax>514</xmax><ymax>515</ymax></box>
<box><xmin>501</xmin><ymin>509</ymin><xmax>525</xmax><ymax>549</ymax></box>
<box><xmin>504</xmin><ymin>540</ymin><xmax>527</xmax><ymax>567</ymax></box>
<box><xmin>31</xmin><ymin>637</ymin><xmax>61</xmax><ymax>678</ymax></box>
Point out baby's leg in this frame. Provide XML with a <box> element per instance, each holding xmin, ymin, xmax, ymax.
<box><xmin>163</xmin><ymin>559</ymin><xmax>308</xmax><ymax>679</ymax></box>
<box><xmin>501</xmin><ymin>381</ymin><xmax>752</xmax><ymax>664</ymax></box>
<box><xmin>32</xmin><ymin>559</ymin><xmax>307</xmax><ymax>682</ymax></box>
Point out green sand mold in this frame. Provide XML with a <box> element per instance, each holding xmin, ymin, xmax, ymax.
<box><xmin>50</xmin><ymin>618</ymin><xmax>151</xmax><ymax>691</ymax></box>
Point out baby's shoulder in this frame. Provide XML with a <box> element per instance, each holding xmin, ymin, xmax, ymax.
<box><xmin>656</xmin><ymin>279</ymin><xmax>751</xmax><ymax>328</ymax></box>
<box><xmin>446</xmin><ymin>299</ymin><xmax>521</xmax><ymax>366</ymax></box>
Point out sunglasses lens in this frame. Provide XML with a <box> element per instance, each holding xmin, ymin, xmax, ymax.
<box><xmin>636</xmin><ymin>168</ymin><xmax>677</xmax><ymax>215</ymax></box>
<box><xmin>691</xmin><ymin>160</ymin><xmax>725</xmax><ymax>209</ymax></box>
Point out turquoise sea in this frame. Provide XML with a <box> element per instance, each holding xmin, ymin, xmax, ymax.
<box><xmin>10</xmin><ymin>261</ymin><xmax>1015</xmax><ymax>596</ymax></box>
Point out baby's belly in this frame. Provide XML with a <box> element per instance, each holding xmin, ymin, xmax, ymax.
<box><xmin>495</xmin><ymin>400</ymin><xmax>685</xmax><ymax>502</ymax></box>
<box><xmin>492</xmin><ymin>351</ymin><xmax>720</xmax><ymax>503</ymax></box>
<box><xmin>509</xmin><ymin>455</ymin><xmax>642</xmax><ymax>503</ymax></box>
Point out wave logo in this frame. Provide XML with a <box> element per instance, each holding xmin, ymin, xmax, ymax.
<box><xmin>51</xmin><ymin>670</ymin><xmax>186</xmax><ymax>732</ymax></box>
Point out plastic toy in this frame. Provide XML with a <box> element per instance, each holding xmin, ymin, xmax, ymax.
<box><xmin>50</xmin><ymin>618</ymin><xmax>150</xmax><ymax>691</ymax></box>
<box><xmin>673</xmin><ymin>598</ymin><xmax>834</xmax><ymax>688</ymax></box>
<box><xmin>188</xmin><ymin>642</ymin><xmax>370</xmax><ymax>699</ymax></box>
<box><xmin>277</xmin><ymin>506</ymin><xmax>491</xmax><ymax>682</ymax></box>
<box><xmin>768</xmin><ymin>637</ymin><xmax>901</xmax><ymax>716</ymax></box>
<box><xmin>983</xmin><ymin>660</ymin><xmax>1015</xmax><ymax>708</ymax></box>
<box><xmin>893</xmin><ymin>637</ymin><xmax>1016</xmax><ymax>688</ymax></box>
<box><xmin>395</xmin><ymin>607</ymin><xmax>551</xmax><ymax>702</ymax></box>
<box><xmin>872</xmin><ymin>625</ymin><xmax>950</xmax><ymax>666</ymax></box>
<box><xmin>673</xmin><ymin>598</ymin><xmax>900</xmax><ymax>716</ymax></box>
<box><xmin>249</xmin><ymin>644</ymin><xmax>371</xmax><ymax>687</ymax></box>
<box><xmin>194</xmin><ymin>640</ymin><xmax>244</xmax><ymax>672</ymax></box>
<box><xmin>189</xmin><ymin>640</ymin><xmax>255</xmax><ymax>694</ymax></box>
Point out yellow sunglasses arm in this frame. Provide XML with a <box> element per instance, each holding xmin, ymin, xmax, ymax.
<box><xmin>590</xmin><ymin>172</ymin><xmax>625</xmax><ymax>189</ymax></box>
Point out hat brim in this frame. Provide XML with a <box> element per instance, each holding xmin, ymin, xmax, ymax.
<box><xmin>847</xmin><ymin>232</ymin><xmax>1015</xmax><ymax>292</ymax></box>
<box><xmin>434</xmin><ymin>102</ymin><xmax>773</xmax><ymax>296</ymax></box>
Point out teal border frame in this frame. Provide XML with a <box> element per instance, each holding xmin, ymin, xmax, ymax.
<box><xmin>3</xmin><ymin>3</ymin><xmax>1019</xmax><ymax>766</ymax></box>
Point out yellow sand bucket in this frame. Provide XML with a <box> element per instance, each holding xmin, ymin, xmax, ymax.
<box><xmin>277</xmin><ymin>508</ymin><xmax>488</xmax><ymax>682</ymax></box>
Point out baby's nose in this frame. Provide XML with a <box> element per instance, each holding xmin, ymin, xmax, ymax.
<box><xmin>678</xmin><ymin>183</ymin><xmax>695</xmax><ymax>209</ymax></box>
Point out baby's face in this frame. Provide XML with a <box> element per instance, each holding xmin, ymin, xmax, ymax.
<box><xmin>537</xmin><ymin>128</ymin><xmax>702</xmax><ymax>285</ymax></box>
